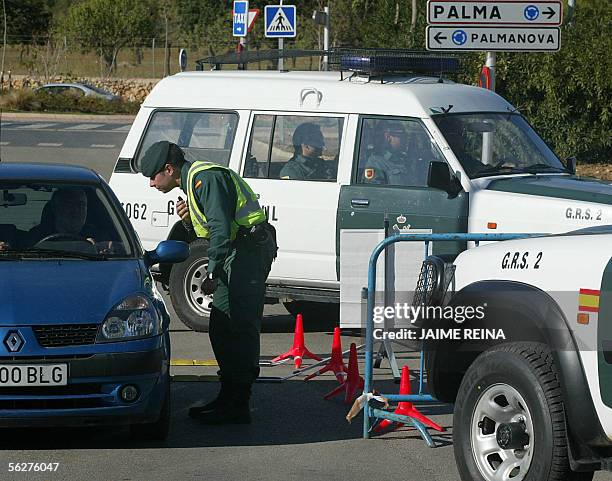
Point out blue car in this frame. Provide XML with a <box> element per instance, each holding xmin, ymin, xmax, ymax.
<box><xmin>0</xmin><ymin>162</ymin><xmax>188</xmax><ymax>440</ymax></box>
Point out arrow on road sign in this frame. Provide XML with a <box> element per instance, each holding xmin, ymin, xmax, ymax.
<box><xmin>434</xmin><ymin>32</ymin><xmax>448</xmax><ymax>44</ymax></box>
<box><xmin>543</xmin><ymin>7</ymin><xmax>556</xmax><ymax>19</ymax></box>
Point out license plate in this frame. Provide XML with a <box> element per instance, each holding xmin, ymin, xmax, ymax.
<box><xmin>0</xmin><ymin>364</ymin><xmax>68</xmax><ymax>387</ymax></box>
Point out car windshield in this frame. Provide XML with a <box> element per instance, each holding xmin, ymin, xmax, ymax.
<box><xmin>83</xmin><ymin>84</ymin><xmax>112</xmax><ymax>96</ymax></box>
<box><xmin>0</xmin><ymin>182</ymin><xmax>134</xmax><ymax>259</ymax></box>
<box><xmin>433</xmin><ymin>113</ymin><xmax>566</xmax><ymax>179</ymax></box>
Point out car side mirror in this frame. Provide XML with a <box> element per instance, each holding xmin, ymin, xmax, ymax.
<box><xmin>566</xmin><ymin>156</ymin><xmax>577</xmax><ymax>175</ymax></box>
<box><xmin>427</xmin><ymin>161</ymin><xmax>461</xmax><ymax>195</ymax></box>
<box><xmin>145</xmin><ymin>240</ymin><xmax>189</xmax><ymax>267</ymax></box>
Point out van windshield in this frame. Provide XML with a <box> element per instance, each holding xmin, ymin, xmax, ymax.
<box><xmin>433</xmin><ymin>113</ymin><xmax>566</xmax><ymax>179</ymax></box>
<box><xmin>0</xmin><ymin>182</ymin><xmax>134</xmax><ymax>259</ymax></box>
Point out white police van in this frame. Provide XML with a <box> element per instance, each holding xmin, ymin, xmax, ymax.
<box><xmin>109</xmin><ymin>54</ymin><xmax>612</xmax><ymax>331</ymax></box>
<box><xmin>422</xmin><ymin>228</ymin><xmax>612</xmax><ymax>479</ymax></box>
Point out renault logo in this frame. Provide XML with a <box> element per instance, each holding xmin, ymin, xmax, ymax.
<box><xmin>4</xmin><ymin>331</ymin><xmax>24</xmax><ymax>353</ymax></box>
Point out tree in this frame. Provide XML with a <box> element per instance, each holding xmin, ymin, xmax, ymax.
<box><xmin>4</xmin><ymin>0</ymin><xmax>52</xmax><ymax>43</ymax></box>
<box><xmin>62</xmin><ymin>0</ymin><xmax>157</xmax><ymax>75</ymax></box>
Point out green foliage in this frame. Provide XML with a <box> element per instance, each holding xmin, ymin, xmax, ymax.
<box><xmin>4</xmin><ymin>0</ymin><xmax>52</xmax><ymax>41</ymax></box>
<box><xmin>61</xmin><ymin>0</ymin><xmax>158</xmax><ymax>74</ymax></box>
<box><xmin>495</xmin><ymin>0</ymin><xmax>611</xmax><ymax>163</ymax></box>
<box><xmin>0</xmin><ymin>89</ymin><xmax>140</xmax><ymax>114</ymax></box>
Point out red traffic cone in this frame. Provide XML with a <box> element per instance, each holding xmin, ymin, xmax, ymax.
<box><xmin>271</xmin><ymin>314</ymin><xmax>321</xmax><ymax>369</ymax></box>
<box><xmin>305</xmin><ymin>327</ymin><xmax>348</xmax><ymax>382</ymax></box>
<box><xmin>323</xmin><ymin>343</ymin><xmax>364</xmax><ymax>404</ymax></box>
<box><xmin>375</xmin><ymin>365</ymin><xmax>444</xmax><ymax>433</ymax></box>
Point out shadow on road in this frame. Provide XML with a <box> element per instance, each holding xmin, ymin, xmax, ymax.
<box><xmin>0</xmin><ymin>378</ymin><xmax>454</xmax><ymax>451</ymax></box>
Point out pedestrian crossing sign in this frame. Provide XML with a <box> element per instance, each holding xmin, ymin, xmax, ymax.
<box><xmin>265</xmin><ymin>5</ymin><xmax>297</xmax><ymax>38</ymax></box>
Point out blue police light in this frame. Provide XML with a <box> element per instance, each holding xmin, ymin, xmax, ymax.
<box><xmin>338</xmin><ymin>51</ymin><xmax>459</xmax><ymax>76</ymax></box>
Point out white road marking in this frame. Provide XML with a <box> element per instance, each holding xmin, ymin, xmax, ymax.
<box><xmin>113</xmin><ymin>124</ymin><xmax>132</xmax><ymax>131</ymax></box>
<box><xmin>0</xmin><ymin>141</ymin><xmax>10</xmax><ymax>145</ymax></box>
<box><xmin>37</xmin><ymin>142</ymin><xmax>63</xmax><ymax>147</ymax></box>
<box><xmin>20</xmin><ymin>123</ymin><xmax>57</xmax><ymax>129</ymax></box>
<box><xmin>65</xmin><ymin>123</ymin><xmax>105</xmax><ymax>130</ymax></box>
<box><xmin>91</xmin><ymin>144</ymin><xmax>115</xmax><ymax>148</ymax></box>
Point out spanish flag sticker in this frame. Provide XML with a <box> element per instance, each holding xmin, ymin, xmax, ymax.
<box><xmin>194</xmin><ymin>180</ymin><xmax>202</xmax><ymax>189</ymax></box>
<box><xmin>578</xmin><ymin>288</ymin><xmax>600</xmax><ymax>313</ymax></box>
<box><xmin>365</xmin><ymin>168</ymin><xmax>375</xmax><ymax>180</ymax></box>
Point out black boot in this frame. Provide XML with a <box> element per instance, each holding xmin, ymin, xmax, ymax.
<box><xmin>188</xmin><ymin>381</ymin><xmax>230</xmax><ymax>418</ymax></box>
<box><xmin>191</xmin><ymin>383</ymin><xmax>252</xmax><ymax>425</ymax></box>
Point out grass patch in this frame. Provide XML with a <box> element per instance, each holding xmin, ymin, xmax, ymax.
<box><xmin>0</xmin><ymin>88</ymin><xmax>140</xmax><ymax>115</ymax></box>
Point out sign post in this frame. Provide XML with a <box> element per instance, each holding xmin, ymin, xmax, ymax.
<box><xmin>265</xmin><ymin>3</ymin><xmax>297</xmax><ymax>72</ymax></box>
<box><xmin>426</xmin><ymin>0</ymin><xmax>563</xmax><ymax>91</ymax></box>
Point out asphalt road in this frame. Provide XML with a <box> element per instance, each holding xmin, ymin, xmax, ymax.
<box><xmin>0</xmin><ymin>116</ymin><xmax>609</xmax><ymax>481</ymax></box>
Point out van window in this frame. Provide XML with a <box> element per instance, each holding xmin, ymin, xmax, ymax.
<box><xmin>245</xmin><ymin>114</ymin><xmax>342</xmax><ymax>182</ymax></box>
<box><xmin>356</xmin><ymin>117</ymin><xmax>444</xmax><ymax>187</ymax></box>
<box><xmin>135</xmin><ymin>111</ymin><xmax>238</xmax><ymax>171</ymax></box>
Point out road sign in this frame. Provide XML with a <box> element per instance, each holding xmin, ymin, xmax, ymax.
<box><xmin>265</xmin><ymin>5</ymin><xmax>297</xmax><ymax>38</ymax></box>
<box><xmin>233</xmin><ymin>1</ymin><xmax>249</xmax><ymax>37</ymax></box>
<box><xmin>428</xmin><ymin>1</ymin><xmax>562</xmax><ymax>26</ymax></box>
<box><xmin>426</xmin><ymin>26</ymin><xmax>560</xmax><ymax>51</ymax></box>
<box><xmin>247</xmin><ymin>8</ymin><xmax>260</xmax><ymax>33</ymax></box>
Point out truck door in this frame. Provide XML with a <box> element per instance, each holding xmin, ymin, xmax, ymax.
<box><xmin>337</xmin><ymin>115</ymin><xmax>469</xmax><ymax>268</ymax></box>
<box><xmin>242</xmin><ymin>112</ymin><xmax>346</xmax><ymax>285</ymax></box>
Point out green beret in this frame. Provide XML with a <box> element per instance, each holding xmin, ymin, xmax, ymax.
<box><xmin>141</xmin><ymin>141</ymin><xmax>170</xmax><ymax>177</ymax></box>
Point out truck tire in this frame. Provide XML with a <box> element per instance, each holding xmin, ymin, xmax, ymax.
<box><xmin>283</xmin><ymin>301</ymin><xmax>339</xmax><ymax>324</ymax></box>
<box><xmin>453</xmin><ymin>342</ymin><xmax>594</xmax><ymax>481</ymax></box>
<box><xmin>169</xmin><ymin>239</ymin><xmax>212</xmax><ymax>332</ymax></box>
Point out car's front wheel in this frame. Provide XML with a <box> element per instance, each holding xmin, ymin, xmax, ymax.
<box><xmin>169</xmin><ymin>239</ymin><xmax>211</xmax><ymax>332</ymax></box>
<box><xmin>453</xmin><ymin>342</ymin><xmax>593</xmax><ymax>481</ymax></box>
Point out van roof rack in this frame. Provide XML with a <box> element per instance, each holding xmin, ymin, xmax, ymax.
<box><xmin>195</xmin><ymin>48</ymin><xmax>459</xmax><ymax>81</ymax></box>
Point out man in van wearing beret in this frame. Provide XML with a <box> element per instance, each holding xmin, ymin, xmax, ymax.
<box><xmin>141</xmin><ymin>141</ymin><xmax>277</xmax><ymax>425</ymax></box>
<box><xmin>280</xmin><ymin>122</ymin><xmax>336</xmax><ymax>181</ymax></box>
<box><xmin>361</xmin><ymin>121</ymin><xmax>417</xmax><ymax>185</ymax></box>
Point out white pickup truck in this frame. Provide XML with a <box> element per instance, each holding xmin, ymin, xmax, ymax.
<box><xmin>423</xmin><ymin>228</ymin><xmax>612</xmax><ymax>480</ymax></box>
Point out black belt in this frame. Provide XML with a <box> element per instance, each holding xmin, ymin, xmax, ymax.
<box><xmin>236</xmin><ymin>222</ymin><xmax>269</xmax><ymax>243</ymax></box>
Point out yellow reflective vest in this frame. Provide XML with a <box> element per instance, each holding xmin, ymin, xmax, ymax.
<box><xmin>186</xmin><ymin>161</ymin><xmax>266</xmax><ymax>240</ymax></box>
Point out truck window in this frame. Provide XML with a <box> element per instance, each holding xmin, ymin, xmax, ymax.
<box><xmin>134</xmin><ymin>110</ymin><xmax>238</xmax><ymax>171</ymax></box>
<box><xmin>244</xmin><ymin>114</ymin><xmax>342</xmax><ymax>182</ymax></box>
<box><xmin>356</xmin><ymin>117</ymin><xmax>444</xmax><ymax>187</ymax></box>
<box><xmin>433</xmin><ymin>113</ymin><xmax>565</xmax><ymax>178</ymax></box>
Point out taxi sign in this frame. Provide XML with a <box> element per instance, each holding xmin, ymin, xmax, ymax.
<box><xmin>428</xmin><ymin>1</ymin><xmax>563</xmax><ymax>26</ymax></box>
<box><xmin>233</xmin><ymin>1</ymin><xmax>249</xmax><ymax>37</ymax></box>
<box><xmin>426</xmin><ymin>25</ymin><xmax>560</xmax><ymax>51</ymax></box>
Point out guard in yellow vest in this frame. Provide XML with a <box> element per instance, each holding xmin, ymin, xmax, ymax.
<box><xmin>141</xmin><ymin>141</ymin><xmax>277</xmax><ymax>424</ymax></box>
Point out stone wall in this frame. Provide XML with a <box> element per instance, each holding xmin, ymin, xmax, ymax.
<box><xmin>4</xmin><ymin>75</ymin><xmax>159</xmax><ymax>103</ymax></box>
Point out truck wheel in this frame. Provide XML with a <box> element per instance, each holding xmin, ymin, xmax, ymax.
<box><xmin>453</xmin><ymin>342</ymin><xmax>594</xmax><ymax>481</ymax></box>
<box><xmin>283</xmin><ymin>301</ymin><xmax>339</xmax><ymax>324</ymax></box>
<box><xmin>169</xmin><ymin>239</ymin><xmax>211</xmax><ymax>332</ymax></box>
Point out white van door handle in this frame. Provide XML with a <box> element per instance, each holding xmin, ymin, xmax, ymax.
<box><xmin>351</xmin><ymin>199</ymin><xmax>370</xmax><ymax>207</ymax></box>
<box><xmin>299</xmin><ymin>88</ymin><xmax>323</xmax><ymax>107</ymax></box>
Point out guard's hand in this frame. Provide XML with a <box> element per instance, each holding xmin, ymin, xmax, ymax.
<box><xmin>201</xmin><ymin>272</ymin><xmax>218</xmax><ymax>295</ymax></box>
<box><xmin>177</xmin><ymin>196</ymin><xmax>192</xmax><ymax>226</ymax></box>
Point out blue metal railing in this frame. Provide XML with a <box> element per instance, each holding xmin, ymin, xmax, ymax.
<box><xmin>363</xmin><ymin>232</ymin><xmax>543</xmax><ymax>442</ymax></box>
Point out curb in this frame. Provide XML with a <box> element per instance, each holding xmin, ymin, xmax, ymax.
<box><xmin>0</xmin><ymin>112</ymin><xmax>136</xmax><ymax>122</ymax></box>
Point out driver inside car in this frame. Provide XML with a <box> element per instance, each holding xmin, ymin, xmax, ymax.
<box><xmin>26</xmin><ymin>188</ymin><xmax>111</xmax><ymax>253</ymax></box>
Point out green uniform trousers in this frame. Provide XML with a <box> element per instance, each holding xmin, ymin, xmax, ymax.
<box><xmin>209</xmin><ymin>235</ymin><xmax>274</xmax><ymax>385</ymax></box>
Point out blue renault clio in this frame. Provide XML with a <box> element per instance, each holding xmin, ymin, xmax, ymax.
<box><xmin>0</xmin><ymin>162</ymin><xmax>188</xmax><ymax>440</ymax></box>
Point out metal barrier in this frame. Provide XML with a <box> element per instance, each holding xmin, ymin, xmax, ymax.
<box><xmin>362</xmin><ymin>232</ymin><xmax>543</xmax><ymax>443</ymax></box>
